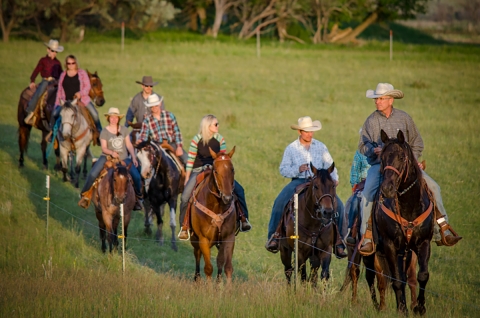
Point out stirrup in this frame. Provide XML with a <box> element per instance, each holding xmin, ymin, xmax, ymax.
<box><xmin>437</xmin><ymin>217</ymin><xmax>462</xmax><ymax>247</ymax></box>
<box><xmin>240</xmin><ymin>219</ymin><xmax>252</xmax><ymax>232</ymax></box>
<box><xmin>358</xmin><ymin>231</ymin><xmax>375</xmax><ymax>256</ymax></box>
<box><xmin>78</xmin><ymin>196</ymin><xmax>90</xmax><ymax>209</ymax></box>
<box><xmin>177</xmin><ymin>229</ymin><xmax>191</xmax><ymax>241</ymax></box>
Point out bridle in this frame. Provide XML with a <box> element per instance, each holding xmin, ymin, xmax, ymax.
<box><xmin>89</xmin><ymin>75</ymin><xmax>104</xmax><ymax>105</ymax></box>
<box><xmin>307</xmin><ymin>176</ymin><xmax>337</xmax><ymax>223</ymax></box>
<box><xmin>382</xmin><ymin>145</ymin><xmax>417</xmax><ymax>196</ymax></box>
<box><xmin>210</xmin><ymin>155</ymin><xmax>235</xmax><ymax>201</ymax></box>
<box><xmin>112</xmin><ymin>165</ymin><xmax>129</xmax><ymax>205</ymax></box>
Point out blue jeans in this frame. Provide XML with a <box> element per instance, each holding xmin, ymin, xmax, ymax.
<box><xmin>27</xmin><ymin>79</ymin><xmax>49</xmax><ymax>113</ymax></box>
<box><xmin>81</xmin><ymin>156</ymin><xmax>142</xmax><ymax>195</ymax></box>
<box><xmin>85</xmin><ymin>101</ymin><xmax>102</xmax><ymax>134</ymax></box>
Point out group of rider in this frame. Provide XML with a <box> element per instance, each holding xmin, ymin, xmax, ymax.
<box><xmin>27</xmin><ymin>40</ymin><xmax>461</xmax><ymax>253</ymax></box>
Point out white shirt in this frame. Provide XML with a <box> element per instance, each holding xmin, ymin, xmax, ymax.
<box><xmin>279</xmin><ymin>138</ymin><xmax>339</xmax><ymax>181</ymax></box>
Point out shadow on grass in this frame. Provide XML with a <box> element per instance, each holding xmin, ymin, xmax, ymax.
<box><xmin>0</xmin><ymin>122</ymin><xmax>250</xmax><ymax>281</ymax></box>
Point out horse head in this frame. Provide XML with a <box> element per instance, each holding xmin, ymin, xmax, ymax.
<box><xmin>60</xmin><ymin>99</ymin><xmax>78</xmax><ymax>139</ymax></box>
<box><xmin>87</xmin><ymin>70</ymin><xmax>105</xmax><ymax>107</ymax></box>
<box><xmin>209</xmin><ymin>146</ymin><xmax>236</xmax><ymax>205</ymax></box>
<box><xmin>136</xmin><ymin>141</ymin><xmax>155</xmax><ymax>179</ymax></box>
<box><xmin>112</xmin><ymin>163</ymin><xmax>132</xmax><ymax>205</ymax></box>
<box><xmin>309</xmin><ymin>162</ymin><xmax>337</xmax><ymax>222</ymax></box>
<box><xmin>380</xmin><ymin>129</ymin><xmax>419</xmax><ymax>198</ymax></box>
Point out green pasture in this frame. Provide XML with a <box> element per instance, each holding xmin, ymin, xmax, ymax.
<box><xmin>0</xmin><ymin>38</ymin><xmax>479</xmax><ymax>317</ymax></box>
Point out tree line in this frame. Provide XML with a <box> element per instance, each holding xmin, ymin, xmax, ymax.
<box><xmin>0</xmin><ymin>0</ymin><xmax>430</xmax><ymax>43</ymax></box>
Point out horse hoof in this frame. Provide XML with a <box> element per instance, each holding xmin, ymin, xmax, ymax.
<box><xmin>43</xmin><ymin>165</ymin><xmax>48</xmax><ymax>170</ymax></box>
<box><xmin>413</xmin><ymin>305</ymin><xmax>426</xmax><ymax>316</ymax></box>
<box><xmin>171</xmin><ymin>244</ymin><xmax>178</xmax><ymax>252</ymax></box>
<box><xmin>144</xmin><ymin>227</ymin><xmax>152</xmax><ymax>236</ymax></box>
<box><xmin>54</xmin><ymin>164</ymin><xmax>62</xmax><ymax>171</ymax></box>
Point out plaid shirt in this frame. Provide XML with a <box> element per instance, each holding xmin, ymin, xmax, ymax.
<box><xmin>55</xmin><ymin>69</ymin><xmax>91</xmax><ymax>106</ymax></box>
<box><xmin>350</xmin><ymin>150</ymin><xmax>370</xmax><ymax>187</ymax></box>
<box><xmin>138</xmin><ymin>110</ymin><xmax>183</xmax><ymax>148</ymax></box>
<box><xmin>359</xmin><ymin>108</ymin><xmax>423</xmax><ymax>165</ymax></box>
<box><xmin>279</xmin><ymin>138</ymin><xmax>338</xmax><ymax>181</ymax></box>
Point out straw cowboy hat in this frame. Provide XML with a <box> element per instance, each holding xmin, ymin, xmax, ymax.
<box><xmin>290</xmin><ymin>116</ymin><xmax>322</xmax><ymax>131</ymax></box>
<box><xmin>104</xmin><ymin>107</ymin><xmax>125</xmax><ymax>119</ymax></box>
<box><xmin>366</xmin><ymin>83</ymin><xmax>404</xmax><ymax>99</ymax></box>
<box><xmin>144</xmin><ymin>94</ymin><xmax>164</xmax><ymax>107</ymax></box>
<box><xmin>135</xmin><ymin>76</ymin><xmax>158</xmax><ymax>86</ymax></box>
<box><xmin>43</xmin><ymin>39</ymin><xmax>64</xmax><ymax>53</ymax></box>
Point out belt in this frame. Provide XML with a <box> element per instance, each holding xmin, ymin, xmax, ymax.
<box><xmin>43</xmin><ymin>77</ymin><xmax>54</xmax><ymax>81</ymax></box>
<box><xmin>192</xmin><ymin>164</ymin><xmax>212</xmax><ymax>173</ymax></box>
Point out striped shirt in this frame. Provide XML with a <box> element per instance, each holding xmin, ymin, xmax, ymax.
<box><xmin>186</xmin><ymin>133</ymin><xmax>226</xmax><ymax>172</ymax></box>
<box><xmin>350</xmin><ymin>150</ymin><xmax>370</xmax><ymax>187</ymax></box>
<box><xmin>279</xmin><ymin>138</ymin><xmax>339</xmax><ymax>181</ymax></box>
<box><xmin>358</xmin><ymin>108</ymin><xmax>423</xmax><ymax>165</ymax></box>
<box><xmin>138</xmin><ymin>111</ymin><xmax>183</xmax><ymax>148</ymax></box>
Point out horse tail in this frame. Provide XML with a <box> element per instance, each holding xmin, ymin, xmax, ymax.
<box><xmin>339</xmin><ymin>267</ymin><xmax>352</xmax><ymax>292</ymax></box>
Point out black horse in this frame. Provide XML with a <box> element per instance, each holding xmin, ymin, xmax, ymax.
<box><xmin>278</xmin><ymin>163</ymin><xmax>338</xmax><ymax>287</ymax></box>
<box><xmin>136</xmin><ymin>141</ymin><xmax>184</xmax><ymax>251</ymax></box>
<box><xmin>369</xmin><ymin>130</ymin><xmax>434</xmax><ymax>315</ymax></box>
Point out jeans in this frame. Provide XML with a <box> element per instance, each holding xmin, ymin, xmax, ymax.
<box><xmin>85</xmin><ymin>101</ymin><xmax>102</xmax><ymax>134</ymax></box>
<box><xmin>179</xmin><ymin>170</ymin><xmax>249</xmax><ymax>228</ymax></box>
<box><xmin>81</xmin><ymin>155</ymin><xmax>142</xmax><ymax>196</ymax></box>
<box><xmin>27</xmin><ymin>79</ymin><xmax>49</xmax><ymax>113</ymax></box>
<box><xmin>266</xmin><ymin>178</ymin><xmax>345</xmax><ymax>240</ymax></box>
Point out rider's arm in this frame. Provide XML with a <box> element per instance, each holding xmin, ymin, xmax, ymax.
<box><xmin>170</xmin><ymin>112</ymin><xmax>183</xmax><ymax>149</ymax></box>
<box><xmin>77</xmin><ymin>69</ymin><xmax>91</xmax><ymax>104</ymax></box>
<box><xmin>54</xmin><ymin>72</ymin><xmax>66</xmax><ymax>106</ymax></box>
<box><xmin>125</xmin><ymin>134</ymin><xmax>138</xmax><ymax>165</ymax></box>
<box><xmin>186</xmin><ymin>135</ymin><xmax>200</xmax><ymax>173</ymax></box>
<box><xmin>30</xmin><ymin>57</ymin><xmax>44</xmax><ymax>86</ymax></box>
<box><xmin>279</xmin><ymin>144</ymin><xmax>299</xmax><ymax>178</ymax></box>
<box><xmin>405</xmin><ymin>114</ymin><xmax>424</xmax><ymax>161</ymax></box>
<box><xmin>137</xmin><ymin>119</ymin><xmax>149</xmax><ymax>144</ymax></box>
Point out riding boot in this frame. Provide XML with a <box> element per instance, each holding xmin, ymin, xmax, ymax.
<box><xmin>134</xmin><ymin>193</ymin><xmax>144</xmax><ymax>211</ymax></box>
<box><xmin>334</xmin><ymin>224</ymin><xmax>347</xmax><ymax>259</ymax></box>
<box><xmin>241</xmin><ymin>217</ymin><xmax>252</xmax><ymax>232</ymax></box>
<box><xmin>178</xmin><ymin>200</ymin><xmax>192</xmax><ymax>241</ymax></box>
<box><xmin>359</xmin><ymin>216</ymin><xmax>375</xmax><ymax>256</ymax></box>
<box><xmin>78</xmin><ymin>190</ymin><xmax>93</xmax><ymax>209</ymax></box>
<box><xmin>434</xmin><ymin>206</ymin><xmax>462</xmax><ymax>247</ymax></box>
<box><xmin>265</xmin><ymin>232</ymin><xmax>281</xmax><ymax>253</ymax></box>
<box><xmin>24</xmin><ymin>111</ymin><xmax>35</xmax><ymax>125</ymax></box>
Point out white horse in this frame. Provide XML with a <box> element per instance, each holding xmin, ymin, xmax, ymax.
<box><xmin>58</xmin><ymin>99</ymin><xmax>93</xmax><ymax>188</ymax></box>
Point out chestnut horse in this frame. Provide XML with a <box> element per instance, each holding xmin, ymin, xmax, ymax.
<box><xmin>92</xmin><ymin>161</ymin><xmax>135</xmax><ymax>253</ymax></box>
<box><xmin>279</xmin><ymin>162</ymin><xmax>337</xmax><ymax>287</ymax></box>
<box><xmin>17</xmin><ymin>70</ymin><xmax>105</xmax><ymax>169</ymax></box>
<box><xmin>368</xmin><ymin>130</ymin><xmax>434</xmax><ymax>315</ymax></box>
<box><xmin>189</xmin><ymin>147</ymin><xmax>236</xmax><ymax>282</ymax></box>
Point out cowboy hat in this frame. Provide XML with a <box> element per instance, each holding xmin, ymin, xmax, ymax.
<box><xmin>144</xmin><ymin>94</ymin><xmax>164</xmax><ymax>107</ymax></box>
<box><xmin>135</xmin><ymin>76</ymin><xmax>158</xmax><ymax>86</ymax></box>
<box><xmin>290</xmin><ymin>116</ymin><xmax>322</xmax><ymax>131</ymax></box>
<box><xmin>43</xmin><ymin>39</ymin><xmax>64</xmax><ymax>53</ymax></box>
<box><xmin>366</xmin><ymin>83</ymin><xmax>404</xmax><ymax>99</ymax></box>
<box><xmin>104</xmin><ymin>107</ymin><xmax>125</xmax><ymax>119</ymax></box>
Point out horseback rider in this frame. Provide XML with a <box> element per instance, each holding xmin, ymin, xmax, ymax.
<box><xmin>357</xmin><ymin>83</ymin><xmax>462</xmax><ymax>255</ymax></box>
<box><xmin>78</xmin><ymin>108</ymin><xmax>143</xmax><ymax>211</ymax></box>
<box><xmin>135</xmin><ymin>94</ymin><xmax>187</xmax><ymax>164</ymax></box>
<box><xmin>46</xmin><ymin>55</ymin><xmax>102</xmax><ymax>143</ymax></box>
<box><xmin>24</xmin><ymin>39</ymin><xmax>63</xmax><ymax>125</ymax></box>
<box><xmin>265</xmin><ymin>116</ymin><xmax>347</xmax><ymax>259</ymax></box>
<box><xmin>125</xmin><ymin>76</ymin><xmax>164</xmax><ymax>128</ymax></box>
<box><xmin>177</xmin><ymin>114</ymin><xmax>252</xmax><ymax>240</ymax></box>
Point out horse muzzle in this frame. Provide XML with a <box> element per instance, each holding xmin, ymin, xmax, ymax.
<box><xmin>221</xmin><ymin>194</ymin><xmax>233</xmax><ymax>205</ymax></box>
<box><xmin>113</xmin><ymin>195</ymin><xmax>126</xmax><ymax>205</ymax></box>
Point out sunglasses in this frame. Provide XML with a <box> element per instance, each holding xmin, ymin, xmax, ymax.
<box><xmin>143</xmin><ymin>85</ymin><xmax>153</xmax><ymax>88</ymax></box>
<box><xmin>213</xmin><ymin>123</ymin><xmax>219</xmax><ymax>127</ymax></box>
<box><xmin>67</xmin><ymin>62</ymin><xmax>76</xmax><ymax>65</ymax></box>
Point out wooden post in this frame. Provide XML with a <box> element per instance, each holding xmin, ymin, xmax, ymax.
<box><xmin>120</xmin><ymin>204</ymin><xmax>125</xmax><ymax>274</ymax></box>
<box><xmin>390</xmin><ymin>30</ymin><xmax>393</xmax><ymax>61</ymax></box>
<box><xmin>44</xmin><ymin>175</ymin><xmax>50</xmax><ymax>244</ymax></box>
<box><xmin>256</xmin><ymin>29</ymin><xmax>261</xmax><ymax>58</ymax></box>
<box><xmin>121</xmin><ymin>22</ymin><xmax>125</xmax><ymax>51</ymax></box>
<box><xmin>293</xmin><ymin>193</ymin><xmax>299</xmax><ymax>292</ymax></box>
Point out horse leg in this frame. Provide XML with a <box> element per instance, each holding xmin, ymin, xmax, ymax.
<box><xmin>385</xmin><ymin>246</ymin><xmax>408</xmax><ymax>314</ymax></box>
<box><xmin>155</xmin><ymin>203</ymin><xmax>166</xmax><ymax>246</ymax></box>
<box><xmin>220</xmin><ymin>240</ymin><xmax>235</xmax><ymax>284</ymax></box>
<box><xmin>280</xmin><ymin>245</ymin><xmax>293</xmax><ymax>284</ymax></box>
<box><xmin>54</xmin><ymin>146</ymin><xmax>61</xmax><ymax>171</ymax></box>
<box><xmin>82</xmin><ymin>146</ymin><xmax>90</xmax><ymax>179</ymax></box>
<box><xmin>192</xmin><ymin>237</ymin><xmax>202</xmax><ymax>281</ymax></box>
<box><xmin>18</xmin><ymin>124</ymin><xmax>32</xmax><ymax>168</ymax></box>
<box><xmin>96</xmin><ymin>209</ymin><xmax>107</xmax><ymax>253</ymax></box>
<box><xmin>407</xmin><ymin>251</ymin><xmax>418</xmax><ymax>310</ymax></box>
<box><xmin>168</xmin><ymin>198</ymin><xmax>178</xmax><ymax>252</ymax></box>
<box><xmin>112</xmin><ymin>215</ymin><xmax>120</xmax><ymax>252</ymax></box>
<box><xmin>199</xmin><ymin>237</ymin><xmax>213</xmax><ymax>280</ymax></box>
<box><xmin>60</xmin><ymin>146</ymin><xmax>69</xmax><ymax>182</ymax></box>
<box><xmin>373</xmin><ymin>254</ymin><xmax>388</xmax><ymax>311</ymax></box>
<box><xmin>309</xmin><ymin>255</ymin><xmax>320</xmax><ymax>288</ymax></box>
<box><xmin>144</xmin><ymin>204</ymin><xmax>153</xmax><ymax>236</ymax></box>
<box><xmin>41</xmin><ymin>131</ymin><xmax>48</xmax><ymax>170</ymax></box>
<box><xmin>413</xmin><ymin>242</ymin><xmax>431</xmax><ymax>316</ymax></box>
<box><xmin>320</xmin><ymin>247</ymin><xmax>332</xmax><ymax>282</ymax></box>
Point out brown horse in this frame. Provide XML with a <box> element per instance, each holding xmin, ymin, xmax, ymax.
<box><xmin>189</xmin><ymin>147</ymin><xmax>237</xmax><ymax>282</ymax></box>
<box><xmin>279</xmin><ymin>162</ymin><xmax>337</xmax><ymax>287</ymax></box>
<box><xmin>17</xmin><ymin>70</ymin><xmax>105</xmax><ymax>170</ymax></box>
<box><xmin>92</xmin><ymin>161</ymin><xmax>135</xmax><ymax>253</ymax></box>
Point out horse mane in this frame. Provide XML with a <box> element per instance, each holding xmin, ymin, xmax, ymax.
<box><xmin>316</xmin><ymin>168</ymin><xmax>333</xmax><ymax>184</ymax></box>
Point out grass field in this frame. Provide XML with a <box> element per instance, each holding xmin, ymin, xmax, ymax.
<box><xmin>0</xmin><ymin>36</ymin><xmax>479</xmax><ymax>317</ymax></box>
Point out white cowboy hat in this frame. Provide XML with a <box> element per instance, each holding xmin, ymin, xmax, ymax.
<box><xmin>43</xmin><ymin>39</ymin><xmax>64</xmax><ymax>53</ymax></box>
<box><xmin>144</xmin><ymin>94</ymin><xmax>164</xmax><ymax>107</ymax></box>
<box><xmin>104</xmin><ymin>107</ymin><xmax>125</xmax><ymax>119</ymax></box>
<box><xmin>366</xmin><ymin>83</ymin><xmax>404</xmax><ymax>99</ymax></box>
<box><xmin>135</xmin><ymin>76</ymin><xmax>158</xmax><ymax>86</ymax></box>
<box><xmin>290</xmin><ymin>116</ymin><xmax>322</xmax><ymax>131</ymax></box>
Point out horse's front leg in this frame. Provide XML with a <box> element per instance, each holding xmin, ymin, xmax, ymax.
<box><xmin>279</xmin><ymin>244</ymin><xmax>293</xmax><ymax>284</ymax></box>
<box><xmin>218</xmin><ymin>239</ymin><xmax>235</xmax><ymax>284</ymax></box>
<box><xmin>168</xmin><ymin>198</ymin><xmax>178</xmax><ymax>252</ymax></box>
<box><xmin>413</xmin><ymin>242</ymin><xmax>431</xmax><ymax>316</ymax></box>
<box><xmin>18</xmin><ymin>124</ymin><xmax>32</xmax><ymax>168</ymax></box>
<box><xmin>54</xmin><ymin>145</ymin><xmax>62</xmax><ymax>171</ymax></box>
<box><xmin>144</xmin><ymin>203</ymin><xmax>153</xmax><ymax>236</ymax></box>
<box><xmin>74</xmin><ymin>146</ymin><xmax>87</xmax><ymax>188</ymax></box>
<box><xmin>363</xmin><ymin>255</ymin><xmax>379</xmax><ymax>309</ymax></box>
<box><xmin>82</xmin><ymin>145</ymin><xmax>90</xmax><ymax>179</ymax></box>
<box><xmin>308</xmin><ymin>255</ymin><xmax>320</xmax><ymax>288</ymax></box>
<box><xmin>96</xmin><ymin>209</ymin><xmax>107</xmax><ymax>253</ymax></box>
<box><xmin>319</xmin><ymin>246</ymin><xmax>332</xmax><ymax>282</ymax></box>
<box><xmin>60</xmin><ymin>146</ymin><xmax>70</xmax><ymax>182</ymax></box>
<box><xmin>41</xmin><ymin>131</ymin><xmax>48</xmax><ymax>170</ymax></box>
<box><xmin>192</xmin><ymin>236</ymin><xmax>202</xmax><ymax>281</ymax></box>
<box><xmin>155</xmin><ymin>203</ymin><xmax>166</xmax><ymax>246</ymax></box>
<box><xmin>385</xmin><ymin>245</ymin><xmax>408</xmax><ymax>314</ymax></box>
<box><xmin>198</xmin><ymin>237</ymin><xmax>213</xmax><ymax>279</ymax></box>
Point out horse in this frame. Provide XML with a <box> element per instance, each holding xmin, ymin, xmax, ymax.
<box><xmin>57</xmin><ymin>99</ymin><xmax>94</xmax><ymax>188</ymax></box>
<box><xmin>136</xmin><ymin>140</ymin><xmax>184</xmax><ymax>251</ymax></box>
<box><xmin>17</xmin><ymin>70</ymin><xmax>105</xmax><ymax>170</ymax></box>
<box><xmin>189</xmin><ymin>147</ymin><xmax>236</xmax><ymax>282</ymax></box>
<box><xmin>278</xmin><ymin>162</ymin><xmax>337</xmax><ymax>287</ymax></box>
<box><xmin>92</xmin><ymin>160</ymin><xmax>135</xmax><ymax>253</ymax></box>
<box><xmin>366</xmin><ymin>130</ymin><xmax>434</xmax><ymax>315</ymax></box>
<box><xmin>340</xmin><ymin>186</ymin><xmax>419</xmax><ymax>310</ymax></box>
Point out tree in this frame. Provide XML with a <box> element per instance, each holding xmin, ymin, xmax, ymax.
<box><xmin>212</xmin><ymin>0</ymin><xmax>239</xmax><ymax>37</ymax></box>
<box><xmin>0</xmin><ymin>0</ymin><xmax>41</xmax><ymax>42</ymax></box>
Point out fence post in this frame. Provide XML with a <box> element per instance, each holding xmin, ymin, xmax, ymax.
<box><xmin>121</xmin><ymin>22</ymin><xmax>125</xmax><ymax>51</ymax></box>
<box><xmin>390</xmin><ymin>30</ymin><xmax>393</xmax><ymax>61</ymax></box>
<box><xmin>293</xmin><ymin>193</ymin><xmax>299</xmax><ymax>292</ymax></box>
<box><xmin>256</xmin><ymin>29</ymin><xmax>261</xmax><ymax>58</ymax></box>
<box><xmin>120</xmin><ymin>204</ymin><xmax>125</xmax><ymax>274</ymax></box>
<box><xmin>44</xmin><ymin>175</ymin><xmax>50</xmax><ymax>244</ymax></box>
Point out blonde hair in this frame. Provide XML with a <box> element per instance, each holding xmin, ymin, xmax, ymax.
<box><xmin>199</xmin><ymin>114</ymin><xmax>217</xmax><ymax>146</ymax></box>
<box><xmin>65</xmin><ymin>55</ymin><xmax>79</xmax><ymax>70</ymax></box>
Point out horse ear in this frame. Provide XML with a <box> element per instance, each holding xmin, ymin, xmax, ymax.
<box><xmin>310</xmin><ymin>162</ymin><xmax>317</xmax><ymax>174</ymax></box>
<box><xmin>72</xmin><ymin>98</ymin><xmax>78</xmax><ymax>106</ymax></box>
<box><xmin>380</xmin><ymin>129</ymin><xmax>389</xmax><ymax>143</ymax></box>
<box><xmin>87</xmin><ymin>70</ymin><xmax>91</xmax><ymax>76</ymax></box>
<box><xmin>397</xmin><ymin>130</ymin><xmax>405</xmax><ymax>144</ymax></box>
<box><xmin>209</xmin><ymin>147</ymin><xmax>217</xmax><ymax>159</ymax></box>
<box><xmin>327</xmin><ymin>162</ymin><xmax>335</xmax><ymax>174</ymax></box>
<box><xmin>227</xmin><ymin>146</ymin><xmax>236</xmax><ymax>158</ymax></box>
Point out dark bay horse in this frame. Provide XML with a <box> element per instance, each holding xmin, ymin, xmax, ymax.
<box><xmin>189</xmin><ymin>147</ymin><xmax>236</xmax><ymax>282</ymax></box>
<box><xmin>17</xmin><ymin>70</ymin><xmax>105</xmax><ymax>169</ymax></box>
<box><xmin>92</xmin><ymin>161</ymin><xmax>135</xmax><ymax>253</ymax></box>
<box><xmin>279</xmin><ymin>162</ymin><xmax>337</xmax><ymax>287</ymax></box>
<box><xmin>368</xmin><ymin>130</ymin><xmax>434</xmax><ymax>315</ymax></box>
<box><xmin>136</xmin><ymin>140</ymin><xmax>184</xmax><ymax>251</ymax></box>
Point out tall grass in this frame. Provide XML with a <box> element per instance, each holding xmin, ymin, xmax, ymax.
<box><xmin>0</xmin><ymin>38</ymin><xmax>479</xmax><ymax>316</ymax></box>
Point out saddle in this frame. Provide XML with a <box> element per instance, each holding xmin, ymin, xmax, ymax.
<box><xmin>77</xmin><ymin>101</ymin><xmax>100</xmax><ymax>146</ymax></box>
<box><xmin>159</xmin><ymin>140</ymin><xmax>186</xmax><ymax>191</ymax></box>
<box><xmin>23</xmin><ymin>83</ymin><xmax>57</xmax><ymax>129</ymax></box>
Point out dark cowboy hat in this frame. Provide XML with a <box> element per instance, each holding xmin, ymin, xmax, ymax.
<box><xmin>135</xmin><ymin>76</ymin><xmax>158</xmax><ymax>86</ymax></box>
